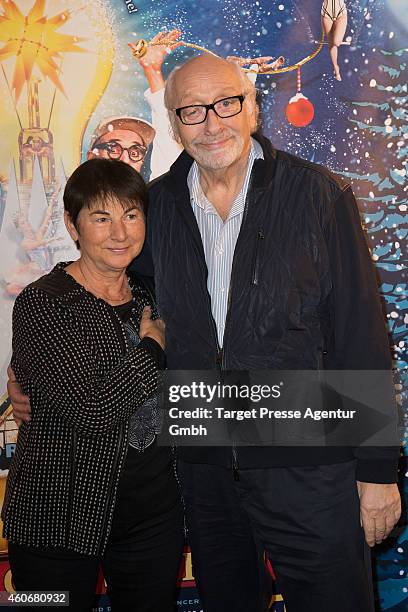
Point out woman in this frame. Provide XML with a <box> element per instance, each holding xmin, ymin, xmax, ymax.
<box><xmin>321</xmin><ymin>0</ymin><xmax>348</xmax><ymax>81</ymax></box>
<box><xmin>2</xmin><ymin>159</ymin><xmax>184</xmax><ymax>611</ymax></box>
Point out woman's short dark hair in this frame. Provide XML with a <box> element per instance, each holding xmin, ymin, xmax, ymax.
<box><xmin>63</xmin><ymin>158</ymin><xmax>148</xmax><ymax>234</ymax></box>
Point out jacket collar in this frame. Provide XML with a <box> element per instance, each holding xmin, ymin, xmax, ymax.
<box><xmin>157</xmin><ymin>134</ymin><xmax>277</xmax><ymax>265</ymax></box>
<box><xmin>34</xmin><ymin>262</ymin><xmax>145</xmax><ymax>306</ymax></box>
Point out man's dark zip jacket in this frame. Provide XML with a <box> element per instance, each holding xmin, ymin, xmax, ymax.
<box><xmin>131</xmin><ymin>133</ymin><xmax>399</xmax><ymax>484</ymax></box>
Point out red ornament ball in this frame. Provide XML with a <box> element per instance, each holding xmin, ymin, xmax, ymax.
<box><xmin>285</xmin><ymin>93</ymin><xmax>314</xmax><ymax>127</ymax></box>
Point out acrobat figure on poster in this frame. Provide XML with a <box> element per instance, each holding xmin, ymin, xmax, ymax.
<box><xmin>5</xmin><ymin>193</ymin><xmax>61</xmax><ymax>297</ymax></box>
<box><xmin>226</xmin><ymin>55</ymin><xmax>285</xmax><ymax>72</ymax></box>
<box><xmin>129</xmin><ymin>30</ymin><xmax>184</xmax><ymax>179</ymax></box>
<box><xmin>321</xmin><ymin>0</ymin><xmax>348</xmax><ymax>81</ymax></box>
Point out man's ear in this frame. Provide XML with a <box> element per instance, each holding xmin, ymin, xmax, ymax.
<box><xmin>247</xmin><ymin>95</ymin><xmax>259</xmax><ymax>134</ymax></box>
<box><xmin>168</xmin><ymin>113</ymin><xmax>183</xmax><ymax>145</ymax></box>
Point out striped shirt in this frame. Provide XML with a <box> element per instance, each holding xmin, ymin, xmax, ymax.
<box><xmin>187</xmin><ymin>138</ymin><xmax>264</xmax><ymax>346</ymax></box>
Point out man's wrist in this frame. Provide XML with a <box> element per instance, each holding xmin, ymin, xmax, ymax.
<box><xmin>356</xmin><ymin>458</ymin><xmax>399</xmax><ymax>484</ymax></box>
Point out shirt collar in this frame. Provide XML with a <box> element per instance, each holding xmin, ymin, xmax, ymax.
<box><xmin>187</xmin><ymin>137</ymin><xmax>264</xmax><ymax>216</ymax></box>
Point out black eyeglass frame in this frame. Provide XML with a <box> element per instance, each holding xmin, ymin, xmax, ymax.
<box><xmin>92</xmin><ymin>141</ymin><xmax>148</xmax><ymax>162</ymax></box>
<box><xmin>174</xmin><ymin>95</ymin><xmax>246</xmax><ymax>125</ymax></box>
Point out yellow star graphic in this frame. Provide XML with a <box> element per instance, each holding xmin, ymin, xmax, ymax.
<box><xmin>0</xmin><ymin>0</ymin><xmax>87</xmax><ymax>100</ymax></box>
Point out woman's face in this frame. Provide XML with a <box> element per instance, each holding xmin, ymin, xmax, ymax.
<box><xmin>64</xmin><ymin>197</ymin><xmax>145</xmax><ymax>273</ymax></box>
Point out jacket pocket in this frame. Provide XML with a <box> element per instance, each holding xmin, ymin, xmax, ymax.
<box><xmin>252</xmin><ymin>229</ymin><xmax>265</xmax><ymax>285</ymax></box>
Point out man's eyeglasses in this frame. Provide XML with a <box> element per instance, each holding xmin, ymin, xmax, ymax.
<box><xmin>93</xmin><ymin>141</ymin><xmax>147</xmax><ymax>162</ymax></box>
<box><xmin>174</xmin><ymin>95</ymin><xmax>245</xmax><ymax>125</ymax></box>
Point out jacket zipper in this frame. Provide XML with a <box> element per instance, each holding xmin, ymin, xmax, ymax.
<box><xmin>222</xmin><ymin>177</ymin><xmax>256</xmax><ymax>481</ymax></box>
<box><xmin>98</xmin><ymin>304</ymin><xmax>131</xmax><ymax>550</ymax></box>
<box><xmin>99</xmin><ymin>423</ymin><xmax>127</xmax><ymax>551</ymax></box>
<box><xmin>223</xmin><ymin>280</ymin><xmax>240</xmax><ymax>480</ymax></box>
<box><xmin>195</xmin><ymin>208</ymin><xmax>239</xmax><ymax>479</ymax></box>
<box><xmin>252</xmin><ymin>229</ymin><xmax>265</xmax><ymax>285</ymax></box>
<box><xmin>192</xmin><ymin>229</ymin><xmax>222</xmax><ymax>367</ymax></box>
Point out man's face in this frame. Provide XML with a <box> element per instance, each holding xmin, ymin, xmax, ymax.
<box><xmin>171</xmin><ymin>59</ymin><xmax>256</xmax><ymax>172</ymax></box>
<box><xmin>88</xmin><ymin>129</ymin><xmax>146</xmax><ymax>172</ymax></box>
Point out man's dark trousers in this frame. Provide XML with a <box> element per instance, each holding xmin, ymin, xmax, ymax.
<box><xmin>178</xmin><ymin>459</ymin><xmax>374</xmax><ymax>612</ymax></box>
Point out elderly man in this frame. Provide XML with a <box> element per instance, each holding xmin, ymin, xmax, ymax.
<box><xmin>9</xmin><ymin>54</ymin><xmax>400</xmax><ymax>612</ymax></box>
<box><xmin>144</xmin><ymin>54</ymin><xmax>400</xmax><ymax>611</ymax></box>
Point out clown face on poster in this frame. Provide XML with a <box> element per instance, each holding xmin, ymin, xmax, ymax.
<box><xmin>0</xmin><ymin>1</ymin><xmax>406</xmax><ymax>610</ymax></box>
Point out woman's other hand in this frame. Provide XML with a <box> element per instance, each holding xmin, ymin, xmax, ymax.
<box><xmin>139</xmin><ymin>306</ymin><xmax>165</xmax><ymax>350</ymax></box>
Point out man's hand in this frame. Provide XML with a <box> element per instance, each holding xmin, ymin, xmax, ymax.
<box><xmin>357</xmin><ymin>481</ymin><xmax>401</xmax><ymax>547</ymax></box>
<box><xmin>7</xmin><ymin>366</ymin><xmax>31</xmax><ymax>426</ymax></box>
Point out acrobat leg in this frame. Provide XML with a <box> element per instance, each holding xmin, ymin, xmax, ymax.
<box><xmin>330</xmin><ymin>13</ymin><xmax>348</xmax><ymax>80</ymax></box>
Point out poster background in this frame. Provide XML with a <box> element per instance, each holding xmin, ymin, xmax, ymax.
<box><xmin>0</xmin><ymin>1</ymin><xmax>406</xmax><ymax>610</ymax></box>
